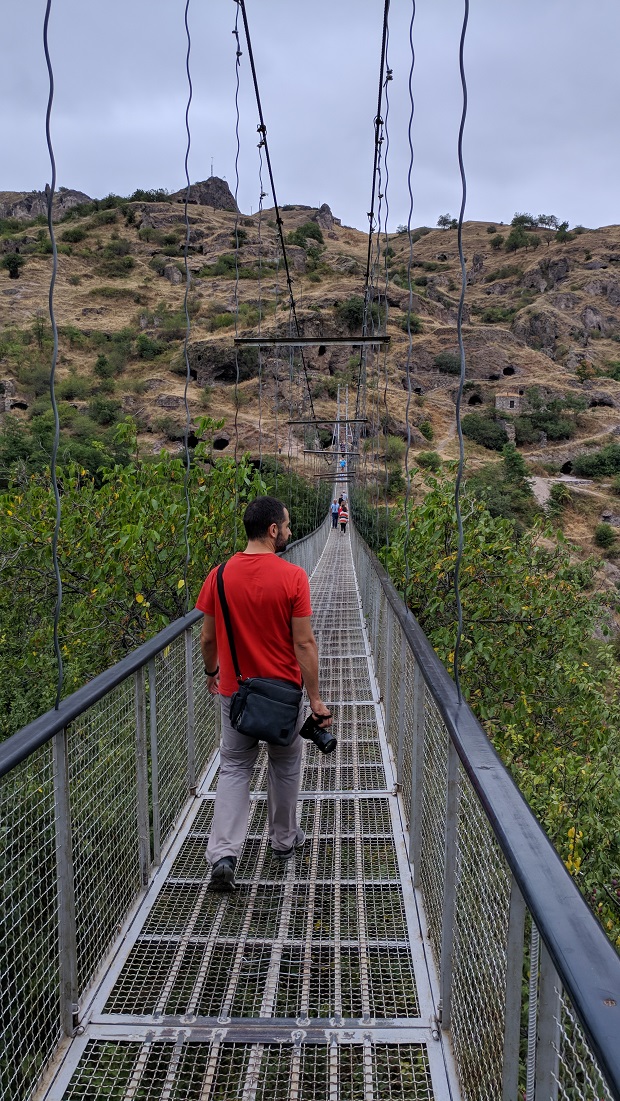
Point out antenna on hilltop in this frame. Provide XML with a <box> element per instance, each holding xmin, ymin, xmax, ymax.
<box><xmin>210</xmin><ymin>157</ymin><xmax>214</xmax><ymax>178</ymax></box>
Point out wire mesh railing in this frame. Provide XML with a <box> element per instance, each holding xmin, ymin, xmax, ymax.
<box><xmin>0</xmin><ymin>615</ymin><xmax>214</xmax><ymax>1101</ymax></box>
<box><xmin>350</xmin><ymin>524</ymin><xmax>620</xmax><ymax>1101</ymax></box>
<box><xmin>0</xmin><ymin>518</ymin><xmax>330</xmax><ymax>1101</ymax></box>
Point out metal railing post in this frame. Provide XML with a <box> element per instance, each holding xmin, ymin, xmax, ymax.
<box><xmin>535</xmin><ymin>941</ymin><xmax>561</xmax><ymax>1101</ymax></box>
<box><xmin>134</xmin><ymin>668</ymin><xmax>151</xmax><ymax>887</ymax></box>
<box><xmin>52</xmin><ymin>728</ymin><xmax>79</xmax><ymax>1036</ymax></box>
<box><xmin>439</xmin><ymin>737</ymin><xmax>460</xmax><ymax>1030</ymax></box>
<box><xmin>408</xmin><ymin>663</ymin><xmax>425</xmax><ymax>886</ymax></box>
<box><xmin>185</xmin><ymin>627</ymin><xmax>196</xmax><ymax>795</ymax></box>
<box><xmin>396</xmin><ymin>631</ymin><xmax>407</xmax><ymax>788</ymax></box>
<box><xmin>502</xmin><ymin>877</ymin><xmax>527</xmax><ymax>1101</ymax></box>
<box><xmin>148</xmin><ymin>657</ymin><xmax>161</xmax><ymax>866</ymax></box>
<box><xmin>383</xmin><ymin>608</ymin><xmax>393</xmax><ymax>734</ymax></box>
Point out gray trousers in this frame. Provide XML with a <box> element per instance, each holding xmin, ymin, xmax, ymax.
<box><xmin>206</xmin><ymin>696</ymin><xmax>305</xmax><ymax>865</ymax></box>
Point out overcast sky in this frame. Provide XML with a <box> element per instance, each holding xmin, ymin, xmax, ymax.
<box><xmin>2</xmin><ymin>1</ymin><xmax>619</xmax><ymax>233</ymax></box>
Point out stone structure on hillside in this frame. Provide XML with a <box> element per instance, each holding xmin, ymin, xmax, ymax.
<box><xmin>170</xmin><ymin>177</ymin><xmax>238</xmax><ymax>213</ymax></box>
<box><xmin>0</xmin><ymin>188</ymin><xmax>92</xmax><ymax>221</ymax></box>
<box><xmin>313</xmin><ymin>203</ymin><xmax>341</xmax><ymax>235</ymax></box>
<box><xmin>495</xmin><ymin>391</ymin><xmax>521</xmax><ymax>414</ymax></box>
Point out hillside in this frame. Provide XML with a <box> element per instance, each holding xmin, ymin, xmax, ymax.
<box><xmin>2</xmin><ymin>184</ymin><xmax>620</xmax><ymax>566</ymax></box>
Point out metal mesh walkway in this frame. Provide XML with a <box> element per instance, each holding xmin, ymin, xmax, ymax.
<box><xmin>43</xmin><ymin>530</ymin><xmax>457</xmax><ymax>1100</ymax></box>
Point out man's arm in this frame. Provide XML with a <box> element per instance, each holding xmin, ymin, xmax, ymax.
<box><xmin>291</xmin><ymin>616</ymin><xmax>332</xmax><ymax>726</ymax></box>
<box><xmin>200</xmin><ymin>615</ymin><xmax>220</xmax><ymax>694</ymax></box>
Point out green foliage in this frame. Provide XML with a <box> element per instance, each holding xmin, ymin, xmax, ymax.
<box><xmin>287</xmin><ymin>221</ymin><xmax>324</xmax><ymax>248</ymax></box>
<box><xmin>461</xmin><ymin>413</ymin><xmax>509</xmax><ymax>451</ymax></box>
<box><xmin>594</xmin><ymin>523</ymin><xmax>616</xmax><ymax>549</ymax></box>
<box><xmin>400</xmin><ymin>312</ymin><xmax>423</xmax><ymax>334</ymax></box>
<box><xmin>434</xmin><ymin>351</ymin><xmax>461</xmax><ymax>375</ymax></box>
<box><xmin>548</xmin><ymin>481</ymin><xmax>572</xmax><ymax>514</ymax></box>
<box><xmin>511</xmin><ymin>212</ymin><xmax>536</xmax><ymax>228</ymax></box>
<box><xmin>335</xmin><ymin>295</ymin><xmax>365</xmax><ymax>331</ymax></box>
<box><xmin>384</xmin><ymin>435</ymin><xmax>405</xmax><ymax>464</ymax></box>
<box><xmin>56</xmin><ymin>374</ymin><xmax>92</xmax><ymax>401</ymax></box>
<box><xmin>61</xmin><ymin>226</ymin><xmax>87</xmax><ymax>243</ymax></box>
<box><xmin>383</xmin><ymin>474</ymin><xmax>620</xmax><ymax>931</ymax></box>
<box><xmin>573</xmin><ymin>444</ymin><xmax>620</xmax><ymax>478</ymax></box>
<box><xmin>468</xmin><ymin>444</ymin><xmax>537</xmax><ymax>525</ymax></box>
<box><xmin>437</xmin><ymin>213</ymin><xmax>457</xmax><ymax>230</ymax></box>
<box><xmin>484</xmin><ymin>264</ymin><xmax>522</xmax><ymax>283</ymax></box>
<box><xmin>135</xmin><ymin>333</ymin><xmax>165</xmax><ymax>360</ymax></box>
<box><xmin>489</xmin><ymin>234</ymin><xmax>504</xmax><ymax>251</ymax></box>
<box><xmin>128</xmin><ymin>188</ymin><xmax>169</xmax><ymax>203</ymax></box>
<box><xmin>419</xmin><ymin>420</ymin><xmax>434</xmax><ymax>441</ymax></box>
<box><xmin>1</xmin><ymin>253</ymin><xmax>26</xmax><ymax>279</ymax></box>
<box><xmin>88</xmin><ymin>396</ymin><xmax>122</xmax><ymax>426</ymax></box>
<box><xmin>415</xmin><ymin>450</ymin><xmax>441</xmax><ymax>471</ymax></box>
<box><xmin>504</xmin><ymin>226</ymin><xmax>529</xmax><ymax>252</ymax></box>
<box><xmin>479</xmin><ymin>305</ymin><xmax>518</xmax><ymax>324</ymax></box>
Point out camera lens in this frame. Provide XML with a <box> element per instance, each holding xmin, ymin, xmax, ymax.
<box><xmin>299</xmin><ymin>713</ymin><xmax>337</xmax><ymax>755</ymax></box>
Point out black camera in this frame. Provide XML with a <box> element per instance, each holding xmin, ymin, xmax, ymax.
<box><xmin>299</xmin><ymin>711</ymin><xmax>337</xmax><ymax>754</ymax></box>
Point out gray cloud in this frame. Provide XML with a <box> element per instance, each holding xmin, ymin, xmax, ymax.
<box><xmin>2</xmin><ymin>0</ymin><xmax>619</xmax><ymax>231</ymax></box>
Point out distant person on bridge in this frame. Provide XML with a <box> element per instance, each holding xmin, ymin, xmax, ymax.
<box><xmin>330</xmin><ymin>499</ymin><xmax>339</xmax><ymax>528</ymax></box>
<box><xmin>338</xmin><ymin>501</ymin><xmax>349</xmax><ymax>534</ymax></box>
<box><xmin>197</xmin><ymin>496</ymin><xmax>332</xmax><ymax>892</ymax></box>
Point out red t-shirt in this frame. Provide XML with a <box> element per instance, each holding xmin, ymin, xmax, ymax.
<box><xmin>196</xmin><ymin>552</ymin><xmax>313</xmax><ymax>697</ymax></box>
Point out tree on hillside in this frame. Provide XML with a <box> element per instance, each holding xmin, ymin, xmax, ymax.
<box><xmin>1</xmin><ymin>253</ymin><xmax>25</xmax><ymax>279</ymax></box>
<box><xmin>437</xmin><ymin>213</ymin><xmax>457</xmax><ymax>230</ymax></box>
<box><xmin>511</xmin><ymin>211</ymin><xmax>537</xmax><ymax>229</ymax></box>
<box><xmin>537</xmin><ymin>214</ymin><xmax>559</xmax><ymax>230</ymax></box>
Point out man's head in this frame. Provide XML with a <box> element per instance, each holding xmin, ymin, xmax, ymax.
<box><xmin>243</xmin><ymin>496</ymin><xmax>291</xmax><ymax>550</ymax></box>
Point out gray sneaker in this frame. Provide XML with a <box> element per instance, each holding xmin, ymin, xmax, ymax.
<box><xmin>271</xmin><ymin>835</ymin><xmax>305</xmax><ymax>862</ymax></box>
<box><xmin>208</xmin><ymin>855</ymin><xmax>237</xmax><ymax>891</ymax></box>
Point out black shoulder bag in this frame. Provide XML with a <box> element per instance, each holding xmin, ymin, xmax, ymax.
<box><xmin>216</xmin><ymin>563</ymin><xmax>302</xmax><ymax>746</ymax></box>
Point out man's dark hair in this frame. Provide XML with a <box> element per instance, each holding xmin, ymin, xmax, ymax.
<box><xmin>243</xmin><ymin>496</ymin><xmax>286</xmax><ymax>540</ymax></box>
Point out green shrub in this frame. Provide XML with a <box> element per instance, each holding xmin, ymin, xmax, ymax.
<box><xmin>486</xmin><ymin>225</ymin><xmax>497</xmax><ymax>234</ymax></box>
<box><xmin>419</xmin><ymin>420</ymin><xmax>434</xmax><ymax>441</ymax></box>
<box><xmin>56</xmin><ymin>375</ymin><xmax>92</xmax><ymax>400</ymax></box>
<box><xmin>416</xmin><ymin>450</ymin><xmax>441</xmax><ymax>471</ymax></box>
<box><xmin>461</xmin><ymin>413</ymin><xmax>509</xmax><ymax>451</ymax></box>
<box><xmin>573</xmin><ymin>444</ymin><xmax>620</xmax><ymax>478</ymax></box>
<box><xmin>594</xmin><ymin>523</ymin><xmax>616</xmax><ymax>549</ymax></box>
<box><xmin>1</xmin><ymin>254</ymin><xmax>26</xmax><ymax>279</ymax></box>
<box><xmin>287</xmin><ymin>221</ymin><xmax>324</xmax><ymax>248</ymax></box>
<box><xmin>88</xmin><ymin>396</ymin><xmax>121</xmax><ymax>425</ymax></box>
<box><xmin>97</xmin><ymin>254</ymin><xmax>135</xmax><ymax>277</ymax></box>
<box><xmin>489</xmin><ymin>234</ymin><xmax>504</xmax><ymax>251</ymax></box>
<box><xmin>135</xmin><ymin>333</ymin><xmax>165</xmax><ymax>360</ymax></box>
<box><xmin>548</xmin><ymin>481</ymin><xmax>572</xmax><ymax>512</ymax></box>
<box><xmin>434</xmin><ymin>351</ymin><xmax>461</xmax><ymax>375</ymax></box>
<box><xmin>61</xmin><ymin>226</ymin><xmax>87</xmax><ymax>243</ymax></box>
<box><xmin>484</xmin><ymin>264</ymin><xmax>522</xmax><ymax>283</ymax></box>
<box><xmin>384</xmin><ymin>435</ymin><xmax>405</xmax><ymax>463</ymax></box>
<box><xmin>400</xmin><ymin>312</ymin><xmax>423</xmax><ymax>334</ymax></box>
<box><xmin>479</xmin><ymin>306</ymin><xmax>517</xmax><ymax>324</ymax></box>
<box><xmin>611</xmin><ymin>475</ymin><xmax>620</xmax><ymax>496</ymax></box>
<box><xmin>336</xmin><ymin>296</ymin><xmax>365</xmax><ymax>331</ymax></box>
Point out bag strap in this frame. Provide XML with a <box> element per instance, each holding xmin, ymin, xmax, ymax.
<box><xmin>216</xmin><ymin>563</ymin><xmax>244</xmax><ymax>683</ymax></box>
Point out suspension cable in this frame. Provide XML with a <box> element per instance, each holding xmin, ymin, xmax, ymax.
<box><xmin>236</xmin><ymin>0</ymin><xmax>318</xmax><ymax>427</ymax></box>
<box><xmin>181</xmin><ymin>0</ymin><xmax>193</xmax><ymax>611</ymax></box>
<box><xmin>402</xmin><ymin>0</ymin><xmax>417</xmax><ymax>605</ymax></box>
<box><xmin>232</xmin><ymin>6</ymin><xmax>242</xmax><ymax>549</ymax></box>
<box><xmin>381</xmin><ymin>41</ymin><xmax>393</xmax><ymax>545</ymax></box>
<box><xmin>452</xmin><ymin>0</ymin><xmax>469</xmax><ymax>702</ymax></box>
<box><xmin>43</xmin><ymin>0</ymin><xmax>63</xmax><ymax>711</ymax></box>
<box><xmin>354</xmin><ymin>0</ymin><xmax>391</xmax><ymax>426</ymax></box>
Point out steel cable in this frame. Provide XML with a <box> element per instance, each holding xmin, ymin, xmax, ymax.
<box><xmin>452</xmin><ymin>0</ymin><xmax>470</xmax><ymax>702</ymax></box>
<box><xmin>43</xmin><ymin>0</ymin><xmax>63</xmax><ymax>710</ymax></box>
<box><xmin>232</xmin><ymin>7</ymin><xmax>242</xmax><ymax>549</ymax></box>
<box><xmin>236</xmin><ymin>0</ymin><xmax>318</xmax><ymax>427</ymax></box>
<box><xmin>402</xmin><ymin>0</ymin><xmax>417</xmax><ymax>605</ymax></box>
<box><xmin>381</xmin><ymin>44</ymin><xmax>392</xmax><ymax>545</ymax></box>
<box><xmin>181</xmin><ymin>0</ymin><xmax>193</xmax><ymax>610</ymax></box>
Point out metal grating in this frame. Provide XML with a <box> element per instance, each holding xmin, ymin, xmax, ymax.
<box><xmin>48</xmin><ymin>527</ymin><xmax>450</xmax><ymax>1101</ymax></box>
<box><xmin>63</xmin><ymin>1040</ymin><xmax>435</xmax><ymax>1100</ymax></box>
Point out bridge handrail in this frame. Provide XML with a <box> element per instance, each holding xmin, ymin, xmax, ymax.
<box><xmin>352</xmin><ymin>526</ymin><xmax>620</xmax><ymax>1099</ymax></box>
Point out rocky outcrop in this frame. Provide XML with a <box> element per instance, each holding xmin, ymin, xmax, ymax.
<box><xmin>582</xmin><ymin>305</ymin><xmax>606</xmax><ymax>333</ymax></box>
<box><xmin>523</xmin><ymin>256</ymin><xmax>570</xmax><ymax>292</ymax></box>
<box><xmin>0</xmin><ymin>188</ymin><xmax>92</xmax><ymax>222</ymax></box>
<box><xmin>169</xmin><ymin>177</ymin><xmax>238</xmax><ymax>213</ymax></box>
<box><xmin>313</xmin><ymin>203</ymin><xmax>341</xmax><ymax>234</ymax></box>
<box><xmin>512</xmin><ymin>309</ymin><xmax>560</xmax><ymax>357</ymax></box>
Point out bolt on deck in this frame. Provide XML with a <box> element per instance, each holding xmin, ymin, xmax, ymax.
<box><xmin>42</xmin><ymin>531</ymin><xmax>459</xmax><ymax>1101</ymax></box>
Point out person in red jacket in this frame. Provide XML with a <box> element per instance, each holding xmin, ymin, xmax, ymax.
<box><xmin>196</xmin><ymin>496</ymin><xmax>331</xmax><ymax>891</ymax></box>
<box><xmin>338</xmin><ymin>501</ymin><xmax>349</xmax><ymax>534</ymax></box>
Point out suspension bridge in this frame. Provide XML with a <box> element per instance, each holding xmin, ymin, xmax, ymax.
<box><xmin>2</xmin><ymin>0</ymin><xmax>620</xmax><ymax>1098</ymax></box>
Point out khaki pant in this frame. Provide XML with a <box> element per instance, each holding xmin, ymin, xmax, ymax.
<box><xmin>206</xmin><ymin>695</ymin><xmax>305</xmax><ymax>865</ymax></box>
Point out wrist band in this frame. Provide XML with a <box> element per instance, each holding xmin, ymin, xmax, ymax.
<box><xmin>204</xmin><ymin>665</ymin><xmax>219</xmax><ymax>677</ymax></box>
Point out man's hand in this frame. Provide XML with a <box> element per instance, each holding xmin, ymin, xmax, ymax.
<box><xmin>206</xmin><ymin>671</ymin><xmax>220</xmax><ymax>696</ymax></box>
<box><xmin>309</xmin><ymin>699</ymin><xmax>332</xmax><ymax>727</ymax></box>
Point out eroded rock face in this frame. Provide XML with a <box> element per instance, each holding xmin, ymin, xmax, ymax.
<box><xmin>0</xmin><ymin>188</ymin><xmax>92</xmax><ymax>221</ymax></box>
<box><xmin>512</xmin><ymin>310</ymin><xmax>560</xmax><ymax>356</ymax></box>
<box><xmin>313</xmin><ymin>203</ymin><xmax>341</xmax><ymax>233</ymax></box>
<box><xmin>523</xmin><ymin>256</ymin><xmax>570</xmax><ymax>292</ymax></box>
<box><xmin>582</xmin><ymin>305</ymin><xmax>606</xmax><ymax>332</ymax></box>
<box><xmin>169</xmin><ymin>177</ymin><xmax>239</xmax><ymax>213</ymax></box>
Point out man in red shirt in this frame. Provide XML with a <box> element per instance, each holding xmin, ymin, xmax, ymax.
<box><xmin>197</xmin><ymin>496</ymin><xmax>332</xmax><ymax>891</ymax></box>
